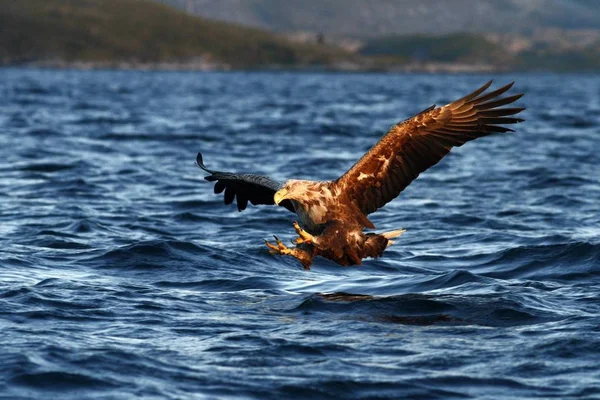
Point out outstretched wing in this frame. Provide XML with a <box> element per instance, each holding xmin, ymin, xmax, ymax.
<box><xmin>196</xmin><ymin>153</ymin><xmax>295</xmax><ymax>212</ymax></box>
<box><xmin>334</xmin><ymin>81</ymin><xmax>525</xmax><ymax>216</ymax></box>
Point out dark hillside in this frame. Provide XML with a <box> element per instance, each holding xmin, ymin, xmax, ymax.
<box><xmin>0</xmin><ymin>0</ymin><xmax>349</xmax><ymax>68</ymax></box>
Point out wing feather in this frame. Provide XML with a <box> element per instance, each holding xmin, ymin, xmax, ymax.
<box><xmin>334</xmin><ymin>81</ymin><xmax>525</xmax><ymax>216</ymax></box>
<box><xmin>196</xmin><ymin>153</ymin><xmax>295</xmax><ymax>212</ymax></box>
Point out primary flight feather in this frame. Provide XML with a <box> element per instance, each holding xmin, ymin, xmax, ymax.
<box><xmin>197</xmin><ymin>81</ymin><xmax>525</xmax><ymax>269</ymax></box>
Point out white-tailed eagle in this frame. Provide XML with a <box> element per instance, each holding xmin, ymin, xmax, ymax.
<box><xmin>197</xmin><ymin>81</ymin><xmax>524</xmax><ymax>269</ymax></box>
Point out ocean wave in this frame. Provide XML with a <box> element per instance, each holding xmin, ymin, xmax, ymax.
<box><xmin>2</xmin><ymin>70</ymin><xmax>599</xmax><ymax>399</ymax></box>
<box><xmin>154</xmin><ymin>276</ymin><xmax>278</xmax><ymax>292</ymax></box>
<box><xmin>477</xmin><ymin>241</ymin><xmax>600</xmax><ymax>280</ymax></box>
<box><xmin>85</xmin><ymin>240</ymin><xmax>210</xmax><ymax>269</ymax></box>
<box><xmin>17</xmin><ymin>162</ymin><xmax>77</xmax><ymax>173</ymax></box>
<box><xmin>9</xmin><ymin>371</ymin><xmax>116</xmax><ymax>390</ymax></box>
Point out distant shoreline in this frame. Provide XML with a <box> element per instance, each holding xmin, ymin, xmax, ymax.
<box><xmin>3</xmin><ymin>0</ymin><xmax>598</xmax><ymax>75</ymax></box>
<box><xmin>2</xmin><ymin>61</ymin><xmax>583</xmax><ymax>74</ymax></box>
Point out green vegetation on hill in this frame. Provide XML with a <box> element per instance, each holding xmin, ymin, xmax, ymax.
<box><xmin>360</xmin><ymin>33</ymin><xmax>510</xmax><ymax>65</ymax></box>
<box><xmin>515</xmin><ymin>47</ymin><xmax>600</xmax><ymax>72</ymax></box>
<box><xmin>0</xmin><ymin>0</ymin><xmax>349</xmax><ymax>68</ymax></box>
<box><xmin>359</xmin><ymin>32</ymin><xmax>600</xmax><ymax>71</ymax></box>
<box><xmin>1</xmin><ymin>0</ymin><xmax>598</xmax><ymax>72</ymax></box>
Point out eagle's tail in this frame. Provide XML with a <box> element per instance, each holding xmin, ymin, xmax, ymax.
<box><xmin>382</xmin><ymin>229</ymin><xmax>406</xmax><ymax>247</ymax></box>
<box><xmin>361</xmin><ymin>229</ymin><xmax>406</xmax><ymax>259</ymax></box>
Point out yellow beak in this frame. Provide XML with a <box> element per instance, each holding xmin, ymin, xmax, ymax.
<box><xmin>274</xmin><ymin>188</ymin><xmax>289</xmax><ymax>205</ymax></box>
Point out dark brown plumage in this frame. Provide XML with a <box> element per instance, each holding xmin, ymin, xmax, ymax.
<box><xmin>334</xmin><ymin>81</ymin><xmax>524</xmax><ymax>215</ymax></box>
<box><xmin>197</xmin><ymin>81</ymin><xmax>525</xmax><ymax>269</ymax></box>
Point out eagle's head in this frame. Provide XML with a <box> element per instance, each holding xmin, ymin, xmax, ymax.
<box><xmin>274</xmin><ymin>180</ymin><xmax>314</xmax><ymax>205</ymax></box>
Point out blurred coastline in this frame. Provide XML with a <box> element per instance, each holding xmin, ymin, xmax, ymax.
<box><xmin>1</xmin><ymin>0</ymin><xmax>599</xmax><ymax>72</ymax></box>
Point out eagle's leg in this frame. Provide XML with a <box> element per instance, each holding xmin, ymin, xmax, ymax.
<box><xmin>292</xmin><ymin>221</ymin><xmax>315</xmax><ymax>245</ymax></box>
<box><xmin>264</xmin><ymin>235</ymin><xmax>313</xmax><ymax>270</ymax></box>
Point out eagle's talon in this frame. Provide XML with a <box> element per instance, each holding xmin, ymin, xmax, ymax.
<box><xmin>292</xmin><ymin>221</ymin><xmax>314</xmax><ymax>244</ymax></box>
<box><xmin>273</xmin><ymin>235</ymin><xmax>288</xmax><ymax>251</ymax></box>
<box><xmin>293</xmin><ymin>236</ymin><xmax>310</xmax><ymax>245</ymax></box>
<box><xmin>264</xmin><ymin>239</ymin><xmax>279</xmax><ymax>252</ymax></box>
<box><xmin>264</xmin><ymin>236</ymin><xmax>313</xmax><ymax>270</ymax></box>
<box><xmin>292</xmin><ymin>221</ymin><xmax>301</xmax><ymax>233</ymax></box>
<box><xmin>265</xmin><ymin>236</ymin><xmax>292</xmax><ymax>255</ymax></box>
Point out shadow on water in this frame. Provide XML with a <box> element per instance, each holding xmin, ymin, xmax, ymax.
<box><xmin>289</xmin><ymin>291</ymin><xmax>563</xmax><ymax>327</ymax></box>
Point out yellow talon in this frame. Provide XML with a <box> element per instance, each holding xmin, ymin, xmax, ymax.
<box><xmin>265</xmin><ymin>235</ymin><xmax>292</xmax><ymax>255</ymax></box>
<box><xmin>292</xmin><ymin>221</ymin><xmax>314</xmax><ymax>244</ymax></box>
<box><xmin>265</xmin><ymin>234</ymin><xmax>314</xmax><ymax>270</ymax></box>
<box><xmin>293</xmin><ymin>237</ymin><xmax>307</xmax><ymax>245</ymax></box>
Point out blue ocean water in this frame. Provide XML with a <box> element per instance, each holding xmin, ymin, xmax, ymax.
<box><xmin>0</xmin><ymin>68</ymin><xmax>599</xmax><ymax>399</ymax></box>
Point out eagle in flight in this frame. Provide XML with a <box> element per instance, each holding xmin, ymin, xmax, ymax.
<box><xmin>197</xmin><ymin>81</ymin><xmax>524</xmax><ymax>270</ymax></box>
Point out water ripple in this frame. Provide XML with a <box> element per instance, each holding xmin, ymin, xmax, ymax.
<box><xmin>0</xmin><ymin>69</ymin><xmax>599</xmax><ymax>399</ymax></box>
